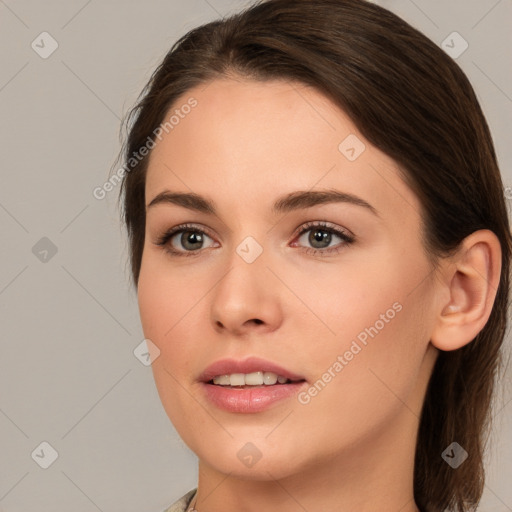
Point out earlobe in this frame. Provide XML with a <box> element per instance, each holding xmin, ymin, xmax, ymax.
<box><xmin>430</xmin><ymin>229</ymin><xmax>502</xmax><ymax>352</ymax></box>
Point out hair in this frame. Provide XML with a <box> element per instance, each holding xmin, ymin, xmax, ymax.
<box><xmin>115</xmin><ymin>0</ymin><xmax>512</xmax><ymax>510</ymax></box>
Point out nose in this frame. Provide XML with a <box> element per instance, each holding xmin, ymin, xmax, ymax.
<box><xmin>210</xmin><ymin>247</ymin><xmax>284</xmax><ymax>336</ymax></box>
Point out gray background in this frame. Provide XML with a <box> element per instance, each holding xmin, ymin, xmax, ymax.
<box><xmin>0</xmin><ymin>0</ymin><xmax>511</xmax><ymax>511</ymax></box>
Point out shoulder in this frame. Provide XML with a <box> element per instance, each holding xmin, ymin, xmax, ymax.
<box><xmin>161</xmin><ymin>489</ymin><xmax>197</xmax><ymax>512</ymax></box>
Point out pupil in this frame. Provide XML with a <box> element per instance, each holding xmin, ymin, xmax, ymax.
<box><xmin>182</xmin><ymin>231</ymin><xmax>203</xmax><ymax>250</ymax></box>
<box><xmin>309</xmin><ymin>229</ymin><xmax>331</xmax><ymax>248</ymax></box>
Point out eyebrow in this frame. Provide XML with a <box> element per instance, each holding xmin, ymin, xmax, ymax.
<box><xmin>147</xmin><ymin>189</ymin><xmax>379</xmax><ymax>216</ymax></box>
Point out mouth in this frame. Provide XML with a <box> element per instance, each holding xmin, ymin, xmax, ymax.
<box><xmin>208</xmin><ymin>371</ymin><xmax>303</xmax><ymax>388</ymax></box>
<box><xmin>199</xmin><ymin>356</ymin><xmax>306</xmax><ymax>385</ymax></box>
<box><xmin>199</xmin><ymin>357</ymin><xmax>307</xmax><ymax>413</ymax></box>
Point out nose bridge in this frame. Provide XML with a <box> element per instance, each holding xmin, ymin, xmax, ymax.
<box><xmin>209</xmin><ymin>233</ymin><xmax>283</xmax><ymax>333</ymax></box>
<box><xmin>216</xmin><ymin>235</ymin><xmax>270</xmax><ymax>306</ymax></box>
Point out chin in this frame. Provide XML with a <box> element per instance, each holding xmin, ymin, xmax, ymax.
<box><xmin>199</xmin><ymin>448</ymin><xmax>304</xmax><ymax>481</ymax></box>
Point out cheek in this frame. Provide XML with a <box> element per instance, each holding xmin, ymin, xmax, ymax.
<box><xmin>278</xmin><ymin>253</ymin><xmax>405</xmax><ymax>351</ymax></box>
<box><xmin>137</xmin><ymin>255</ymin><xmax>197</xmax><ymax>391</ymax></box>
<box><xmin>137</xmin><ymin>251</ymin><xmax>210</xmax><ymax>342</ymax></box>
<box><xmin>290</xmin><ymin>301</ymin><xmax>430</xmax><ymax>457</ymax></box>
<box><xmin>137</xmin><ymin>259</ymin><xmax>202</xmax><ymax>429</ymax></box>
<box><xmin>291</xmin><ymin>249</ymin><xmax>432</xmax><ymax>406</ymax></box>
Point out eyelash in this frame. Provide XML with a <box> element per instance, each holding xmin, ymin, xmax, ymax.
<box><xmin>154</xmin><ymin>221</ymin><xmax>355</xmax><ymax>258</ymax></box>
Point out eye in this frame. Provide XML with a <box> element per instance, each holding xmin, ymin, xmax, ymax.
<box><xmin>154</xmin><ymin>223</ymin><xmax>218</xmax><ymax>257</ymax></box>
<box><xmin>154</xmin><ymin>221</ymin><xmax>354</xmax><ymax>258</ymax></box>
<box><xmin>291</xmin><ymin>221</ymin><xmax>355</xmax><ymax>256</ymax></box>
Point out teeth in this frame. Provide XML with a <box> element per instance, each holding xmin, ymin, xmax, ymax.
<box><xmin>229</xmin><ymin>373</ymin><xmax>245</xmax><ymax>386</ymax></box>
<box><xmin>213</xmin><ymin>374</ymin><xmax>231</xmax><ymax>385</ymax></box>
<box><xmin>245</xmin><ymin>371</ymin><xmax>263</xmax><ymax>385</ymax></box>
<box><xmin>263</xmin><ymin>372</ymin><xmax>277</xmax><ymax>385</ymax></box>
<box><xmin>212</xmin><ymin>371</ymin><xmax>291</xmax><ymax>386</ymax></box>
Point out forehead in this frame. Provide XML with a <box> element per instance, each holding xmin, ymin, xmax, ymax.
<box><xmin>144</xmin><ymin>78</ymin><xmax>421</xmax><ymax>223</ymax></box>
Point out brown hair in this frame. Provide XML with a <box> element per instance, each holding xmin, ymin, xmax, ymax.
<box><xmin>115</xmin><ymin>0</ymin><xmax>512</xmax><ymax>510</ymax></box>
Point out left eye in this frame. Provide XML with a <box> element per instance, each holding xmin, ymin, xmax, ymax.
<box><xmin>293</xmin><ymin>223</ymin><xmax>354</xmax><ymax>252</ymax></box>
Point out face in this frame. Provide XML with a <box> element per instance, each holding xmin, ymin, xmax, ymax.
<box><xmin>138</xmin><ymin>78</ymin><xmax>440</xmax><ymax>481</ymax></box>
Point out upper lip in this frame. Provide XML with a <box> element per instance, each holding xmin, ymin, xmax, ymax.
<box><xmin>199</xmin><ymin>356</ymin><xmax>306</xmax><ymax>383</ymax></box>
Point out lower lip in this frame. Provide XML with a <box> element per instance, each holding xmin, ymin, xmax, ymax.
<box><xmin>201</xmin><ymin>381</ymin><xmax>307</xmax><ymax>413</ymax></box>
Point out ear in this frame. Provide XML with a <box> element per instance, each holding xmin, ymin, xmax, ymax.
<box><xmin>430</xmin><ymin>229</ymin><xmax>502</xmax><ymax>352</ymax></box>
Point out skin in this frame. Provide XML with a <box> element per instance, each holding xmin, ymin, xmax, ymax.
<box><xmin>137</xmin><ymin>77</ymin><xmax>501</xmax><ymax>512</ymax></box>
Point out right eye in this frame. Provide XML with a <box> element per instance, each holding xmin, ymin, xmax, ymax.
<box><xmin>155</xmin><ymin>224</ymin><xmax>219</xmax><ymax>257</ymax></box>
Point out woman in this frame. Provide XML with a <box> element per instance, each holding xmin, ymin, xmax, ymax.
<box><xmin>115</xmin><ymin>0</ymin><xmax>511</xmax><ymax>510</ymax></box>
